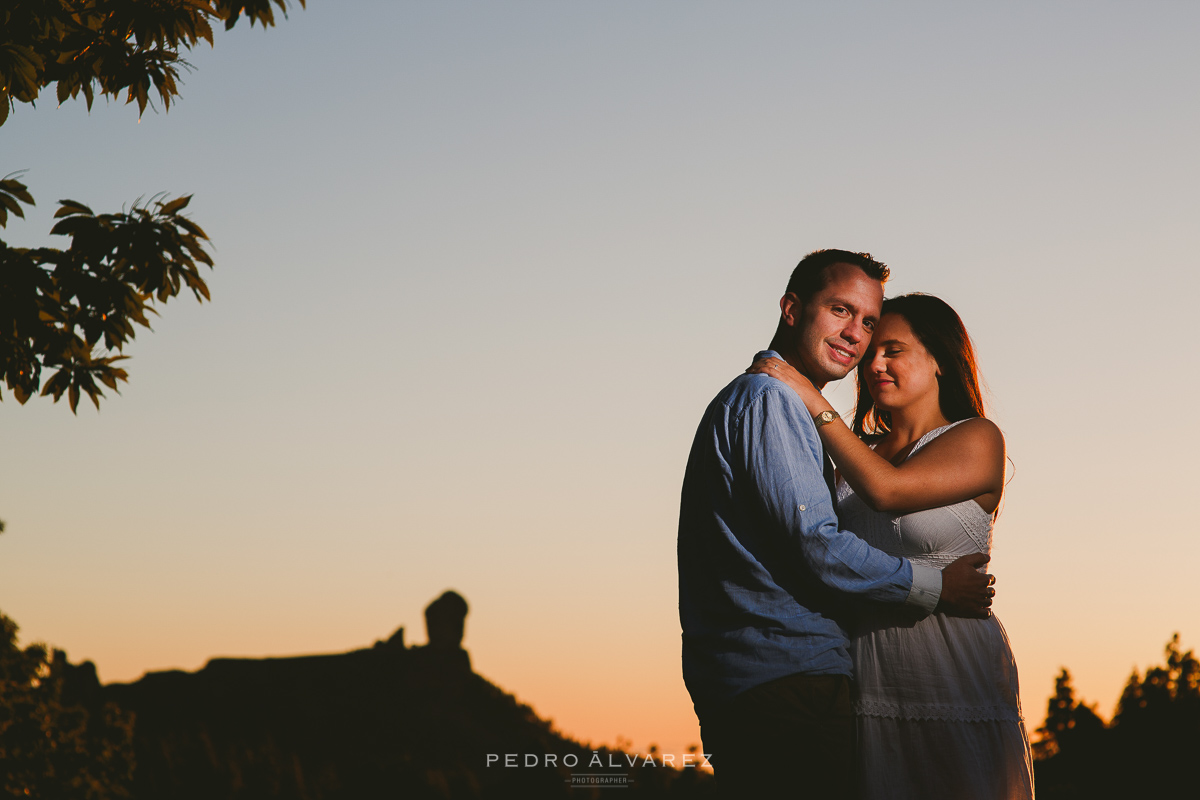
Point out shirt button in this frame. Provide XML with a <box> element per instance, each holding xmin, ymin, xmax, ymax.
<box><xmin>798</xmin><ymin>504</ymin><xmax>806</xmax><ymax>511</ymax></box>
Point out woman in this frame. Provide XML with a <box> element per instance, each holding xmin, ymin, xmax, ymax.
<box><xmin>749</xmin><ymin>293</ymin><xmax>1034</xmax><ymax>800</ymax></box>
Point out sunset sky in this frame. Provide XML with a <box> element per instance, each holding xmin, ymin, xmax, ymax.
<box><xmin>2</xmin><ymin>2</ymin><xmax>1198</xmax><ymax>758</ymax></box>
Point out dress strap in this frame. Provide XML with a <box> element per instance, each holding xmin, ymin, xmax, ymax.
<box><xmin>907</xmin><ymin>419</ymin><xmax>972</xmax><ymax>460</ymax></box>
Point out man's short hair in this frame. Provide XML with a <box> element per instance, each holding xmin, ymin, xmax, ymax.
<box><xmin>786</xmin><ymin>249</ymin><xmax>890</xmax><ymax>309</ymax></box>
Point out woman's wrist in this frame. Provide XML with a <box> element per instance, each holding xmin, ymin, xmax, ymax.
<box><xmin>813</xmin><ymin>409</ymin><xmax>839</xmax><ymax>429</ymax></box>
<box><xmin>807</xmin><ymin>396</ymin><xmax>835</xmax><ymax>417</ymax></box>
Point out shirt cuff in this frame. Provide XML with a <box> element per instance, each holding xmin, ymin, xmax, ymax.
<box><xmin>905</xmin><ymin>563</ymin><xmax>942</xmax><ymax>615</ymax></box>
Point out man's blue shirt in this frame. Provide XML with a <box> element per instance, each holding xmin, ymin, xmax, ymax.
<box><xmin>678</xmin><ymin>351</ymin><xmax>940</xmax><ymax>716</ymax></box>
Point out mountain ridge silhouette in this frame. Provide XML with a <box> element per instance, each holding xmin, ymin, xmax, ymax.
<box><xmin>79</xmin><ymin>591</ymin><xmax>712</xmax><ymax>799</ymax></box>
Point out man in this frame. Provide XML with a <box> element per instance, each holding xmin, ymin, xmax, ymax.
<box><xmin>677</xmin><ymin>249</ymin><xmax>992</xmax><ymax>798</ymax></box>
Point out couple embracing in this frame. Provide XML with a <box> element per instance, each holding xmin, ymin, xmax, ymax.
<box><xmin>678</xmin><ymin>250</ymin><xmax>1035</xmax><ymax>799</ymax></box>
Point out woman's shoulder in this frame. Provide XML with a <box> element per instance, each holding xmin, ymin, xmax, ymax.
<box><xmin>917</xmin><ymin>417</ymin><xmax>1004</xmax><ymax>456</ymax></box>
<box><xmin>949</xmin><ymin>416</ymin><xmax>1003</xmax><ymax>441</ymax></box>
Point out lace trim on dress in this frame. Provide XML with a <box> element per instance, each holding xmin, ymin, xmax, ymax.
<box><xmin>947</xmin><ymin>502</ymin><xmax>991</xmax><ymax>554</ymax></box>
<box><xmin>855</xmin><ymin>699</ymin><xmax>1025</xmax><ymax>723</ymax></box>
<box><xmin>912</xmin><ymin>421</ymin><xmax>994</xmax><ymax>555</ymax></box>
<box><xmin>909</xmin><ymin>421</ymin><xmax>967</xmax><ymax>457</ymax></box>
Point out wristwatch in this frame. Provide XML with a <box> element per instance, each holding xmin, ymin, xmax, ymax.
<box><xmin>813</xmin><ymin>410</ymin><xmax>839</xmax><ymax>428</ymax></box>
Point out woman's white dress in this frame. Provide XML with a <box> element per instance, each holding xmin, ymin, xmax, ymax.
<box><xmin>839</xmin><ymin>421</ymin><xmax>1035</xmax><ymax>799</ymax></box>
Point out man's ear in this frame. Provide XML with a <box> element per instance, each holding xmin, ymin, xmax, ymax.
<box><xmin>779</xmin><ymin>292</ymin><xmax>803</xmax><ymax>327</ymax></box>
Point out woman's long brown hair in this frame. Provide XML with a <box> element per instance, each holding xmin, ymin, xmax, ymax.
<box><xmin>852</xmin><ymin>293</ymin><xmax>987</xmax><ymax>436</ymax></box>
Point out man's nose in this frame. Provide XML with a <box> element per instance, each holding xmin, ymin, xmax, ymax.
<box><xmin>841</xmin><ymin>320</ymin><xmax>866</xmax><ymax>343</ymax></box>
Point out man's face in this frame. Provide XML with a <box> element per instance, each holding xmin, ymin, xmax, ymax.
<box><xmin>781</xmin><ymin>263</ymin><xmax>883</xmax><ymax>387</ymax></box>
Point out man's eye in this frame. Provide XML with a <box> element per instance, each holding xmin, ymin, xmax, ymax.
<box><xmin>864</xmin><ymin>320</ymin><xmax>875</xmax><ymax>331</ymax></box>
<box><xmin>832</xmin><ymin>306</ymin><xmax>848</xmax><ymax>315</ymax></box>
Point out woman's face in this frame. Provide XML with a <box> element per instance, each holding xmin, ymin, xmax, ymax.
<box><xmin>863</xmin><ymin>313</ymin><xmax>941</xmax><ymax>412</ymax></box>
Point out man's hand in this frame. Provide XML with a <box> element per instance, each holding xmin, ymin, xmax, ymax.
<box><xmin>937</xmin><ymin>553</ymin><xmax>994</xmax><ymax>618</ymax></box>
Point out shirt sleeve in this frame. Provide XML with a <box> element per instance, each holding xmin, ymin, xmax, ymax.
<box><xmin>907</xmin><ymin>565</ymin><xmax>941</xmax><ymax>614</ymax></box>
<box><xmin>736</xmin><ymin>384</ymin><xmax>941</xmax><ymax>612</ymax></box>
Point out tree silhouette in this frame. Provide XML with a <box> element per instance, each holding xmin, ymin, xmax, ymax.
<box><xmin>1</xmin><ymin>1</ymin><xmax>305</xmax><ymax>126</ymax></box>
<box><xmin>1033</xmin><ymin>634</ymin><xmax>1200</xmax><ymax>799</ymax></box>
<box><xmin>0</xmin><ymin>610</ymin><xmax>135</xmax><ymax>798</ymax></box>
<box><xmin>1</xmin><ymin>177</ymin><xmax>213</xmax><ymax>411</ymax></box>
<box><xmin>1106</xmin><ymin>634</ymin><xmax>1200</xmax><ymax>797</ymax></box>
<box><xmin>1</xmin><ymin>0</ymin><xmax>304</xmax><ymax>411</ymax></box>
<box><xmin>1032</xmin><ymin>669</ymin><xmax>1104</xmax><ymax>761</ymax></box>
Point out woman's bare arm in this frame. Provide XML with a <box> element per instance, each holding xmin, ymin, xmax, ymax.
<box><xmin>747</xmin><ymin>357</ymin><xmax>1005</xmax><ymax>514</ymax></box>
<box><xmin>817</xmin><ymin>416</ymin><xmax>1004</xmax><ymax>514</ymax></box>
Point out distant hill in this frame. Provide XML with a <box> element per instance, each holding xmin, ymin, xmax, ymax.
<box><xmin>85</xmin><ymin>592</ymin><xmax>714</xmax><ymax>799</ymax></box>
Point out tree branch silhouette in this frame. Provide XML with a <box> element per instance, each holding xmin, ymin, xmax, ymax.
<box><xmin>1</xmin><ymin>0</ymin><xmax>304</xmax><ymax>411</ymax></box>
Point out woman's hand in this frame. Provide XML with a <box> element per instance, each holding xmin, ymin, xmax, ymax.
<box><xmin>746</xmin><ymin>357</ymin><xmax>831</xmax><ymax>415</ymax></box>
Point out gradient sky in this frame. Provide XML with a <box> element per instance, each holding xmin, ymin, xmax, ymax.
<box><xmin>2</xmin><ymin>1</ymin><xmax>1198</xmax><ymax>758</ymax></box>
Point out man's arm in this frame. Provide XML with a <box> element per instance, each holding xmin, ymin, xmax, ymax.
<box><xmin>737</xmin><ymin>384</ymin><xmax>990</xmax><ymax>616</ymax></box>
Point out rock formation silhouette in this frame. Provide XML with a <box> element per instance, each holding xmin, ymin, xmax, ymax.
<box><xmin>426</xmin><ymin>590</ymin><xmax>468</xmax><ymax>649</ymax></box>
<box><xmin>411</xmin><ymin>589</ymin><xmax>472</xmax><ymax>674</ymax></box>
<box><xmin>93</xmin><ymin>591</ymin><xmax>712</xmax><ymax>799</ymax></box>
